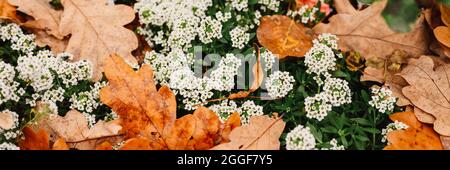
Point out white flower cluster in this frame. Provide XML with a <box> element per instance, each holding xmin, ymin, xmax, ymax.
<box><xmin>229</xmin><ymin>0</ymin><xmax>248</xmax><ymax>11</ymax></box>
<box><xmin>265</xmin><ymin>71</ymin><xmax>295</xmax><ymax>99</ymax></box>
<box><xmin>0</xmin><ymin>142</ymin><xmax>19</xmax><ymax>150</ymax></box>
<box><xmin>70</xmin><ymin>82</ymin><xmax>107</xmax><ymax>114</ymax></box>
<box><xmin>368</xmin><ymin>86</ymin><xmax>397</xmax><ymax>114</ymax></box>
<box><xmin>381</xmin><ymin>120</ymin><xmax>409</xmax><ymax>143</ymax></box>
<box><xmin>0</xmin><ymin>61</ymin><xmax>21</xmax><ymax>105</ymax></box>
<box><xmin>104</xmin><ymin>111</ymin><xmax>119</xmax><ymax>122</ymax></box>
<box><xmin>144</xmin><ymin>49</ymin><xmax>195</xmax><ymax>85</ymax></box>
<box><xmin>285</xmin><ymin>125</ymin><xmax>316</xmax><ymax>150</ymax></box>
<box><xmin>321</xmin><ymin>138</ymin><xmax>345</xmax><ymax>150</ymax></box>
<box><xmin>314</xmin><ymin>33</ymin><xmax>339</xmax><ymax>50</ymax></box>
<box><xmin>0</xmin><ymin>23</ymin><xmax>36</xmax><ymax>54</ymax></box>
<box><xmin>304</xmin><ymin>93</ymin><xmax>332</xmax><ymax>121</ymax></box>
<box><xmin>322</xmin><ymin>78</ymin><xmax>352</xmax><ymax>107</ymax></box>
<box><xmin>134</xmin><ymin>0</ymin><xmax>216</xmax><ymax>51</ymax></box>
<box><xmin>208</xmin><ymin>100</ymin><xmax>264</xmax><ymax>124</ymax></box>
<box><xmin>304</xmin><ymin>34</ymin><xmax>352</xmax><ymax>121</ymax></box>
<box><xmin>260</xmin><ymin>49</ymin><xmax>277</xmax><ymax>71</ymax></box>
<box><xmin>287</xmin><ymin>6</ymin><xmax>319</xmax><ymax>24</ymax></box>
<box><xmin>258</xmin><ymin>0</ymin><xmax>280</xmax><ymax>12</ymax></box>
<box><xmin>304</xmin><ymin>43</ymin><xmax>336</xmax><ymax>84</ymax></box>
<box><xmin>230</xmin><ymin>26</ymin><xmax>250</xmax><ymax>49</ymax></box>
<box><xmin>167</xmin><ymin>53</ymin><xmax>241</xmax><ymax>110</ymax></box>
<box><xmin>17</xmin><ymin>50</ymin><xmax>92</xmax><ymax>92</ymax></box>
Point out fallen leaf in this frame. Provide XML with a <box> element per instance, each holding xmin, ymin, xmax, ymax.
<box><xmin>313</xmin><ymin>0</ymin><xmax>430</xmax><ymax>59</ymax></box>
<box><xmin>9</xmin><ymin>0</ymin><xmax>64</xmax><ymax>39</ymax></box>
<box><xmin>190</xmin><ymin>107</ymin><xmax>221</xmax><ymax>150</ymax></box>
<box><xmin>19</xmin><ymin>127</ymin><xmax>50</xmax><ymax>150</ymax></box>
<box><xmin>384</xmin><ymin>112</ymin><xmax>443</xmax><ymax>150</ymax></box>
<box><xmin>435</xmin><ymin>26</ymin><xmax>450</xmax><ymax>48</ymax></box>
<box><xmin>249</xmin><ymin>47</ymin><xmax>264</xmax><ymax>92</ymax></box>
<box><xmin>0</xmin><ymin>111</ymin><xmax>14</xmax><ymax>130</ymax></box>
<box><xmin>441</xmin><ymin>136</ymin><xmax>450</xmax><ymax>150</ymax></box>
<box><xmin>52</xmin><ymin>138</ymin><xmax>69</xmax><ymax>150</ymax></box>
<box><xmin>95</xmin><ymin>141</ymin><xmax>113</xmax><ymax>150</ymax></box>
<box><xmin>220</xmin><ymin>112</ymin><xmax>241</xmax><ymax>143</ymax></box>
<box><xmin>59</xmin><ymin>0</ymin><xmax>138</xmax><ymax>81</ymax></box>
<box><xmin>399</xmin><ymin>55</ymin><xmax>450</xmax><ymax>136</ymax></box>
<box><xmin>0</xmin><ymin>0</ymin><xmax>21</xmax><ymax>22</ymax></box>
<box><xmin>40</xmin><ymin>110</ymin><xmax>123</xmax><ymax>150</ymax></box>
<box><xmin>32</xmin><ymin>29</ymin><xmax>68</xmax><ymax>54</ymax></box>
<box><xmin>257</xmin><ymin>15</ymin><xmax>313</xmax><ymax>59</ymax></box>
<box><xmin>211</xmin><ymin>115</ymin><xmax>285</xmax><ymax>150</ymax></box>
<box><xmin>414</xmin><ymin>107</ymin><xmax>436</xmax><ymax>124</ymax></box>
<box><xmin>119</xmin><ymin>137</ymin><xmax>153</xmax><ymax>150</ymax></box>
<box><xmin>100</xmin><ymin>54</ymin><xmax>172</xmax><ymax>138</ymax></box>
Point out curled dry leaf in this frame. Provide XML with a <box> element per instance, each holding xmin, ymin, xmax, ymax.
<box><xmin>39</xmin><ymin>110</ymin><xmax>123</xmax><ymax>150</ymax></box>
<box><xmin>0</xmin><ymin>0</ymin><xmax>21</xmax><ymax>22</ymax></box>
<box><xmin>384</xmin><ymin>112</ymin><xmax>443</xmax><ymax>150</ymax></box>
<box><xmin>399</xmin><ymin>56</ymin><xmax>450</xmax><ymax>136</ymax></box>
<box><xmin>19</xmin><ymin>127</ymin><xmax>50</xmax><ymax>150</ymax></box>
<box><xmin>0</xmin><ymin>110</ymin><xmax>14</xmax><ymax>130</ymax></box>
<box><xmin>32</xmin><ymin>29</ymin><xmax>68</xmax><ymax>54</ymax></box>
<box><xmin>59</xmin><ymin>0</ymin><xmax>138</xmax><ymax>81</ymax></box>
<box><xmin>313</xmin><ymin>0</ymin><xmax>430</xmax><ymax>60</ymax></box>
<box><xmin>257</xmin><ymin>15</ymin><xmax>313</xmax><ymax>59</ymax></box>
<box><xmin>441</xmin><ymin>136</ymin><xmax>450</xmax><ymax>150</ymax></box>
<box><xmin>8</xmin><ymin>0</ymin><xmax>64</xmax><ymax>39</ymax></box>
<box><xmin>211</xmin><ymin>115</ymin><xmax>285</xmax><ymax>150</ymax></box>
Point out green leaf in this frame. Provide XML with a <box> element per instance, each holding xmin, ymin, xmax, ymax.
<box><xmin>351</xmin><ymin>118</ymin><xmax>371</xmax><ymax>126</ymax></box>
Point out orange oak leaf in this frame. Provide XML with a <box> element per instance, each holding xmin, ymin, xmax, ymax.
<box><xmin>313</xmin><ymin>0</ymin><xmax>430</xmax><ymax>60</ymax></box>
<box><xmin>100</xmin><ymin>54</ymin><xmax>247</xmax><ymax>150</ymax></box>
<box><xmin>257</xmin><ymin>15</ymin><xmax>313</xmax><ymax>59</ymax></box>
<box><xmin>19</xmin><ymin>127</ymin><xmax>50</xmax><ymax>150</ymax></box>
<box><xmin>384</xmin><ymin>112</ymin><xmax>443</xmax><ymax>150</ymax></box>
<box><xmin>220</xmin><ymin>112</ymin><xmax>241</xmax><ymax>143</ymax></box>
<box><xmin>100</xmin><ymin>54</ymin><xmax>173</xmax><ymax>139</ymax></box>
<box><xmin>0</xmin><ymin>0</ymin><xmax>21</xmax><ymax>23</ymax></box>
<box><xmin>58</xmin><ymin>0</ymin><xmax>138</xmax><ymax>81</ymax></box>
<box><xmin>399</xmin><ymin>56</ymin><xmax>450</xmax><ymax>136</ymax></box>
<box><xmin>211</xmin><ymin>115</ymin><xmax>285</xmax><ymax>150</ymax></box>
<box><xmin>433</xmin><ymin>4</ymin><xmax>450</xmax><ymax>57</ymax></box>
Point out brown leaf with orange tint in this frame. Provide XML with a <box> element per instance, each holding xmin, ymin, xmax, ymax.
<box><xmin>257</xmin><ymin>15</ymin><xmax>313</xmax><ymax>59</ymax></box>
<box><xmin>95</xmin><ymin>141</ymin><xmax>113</xmax><ymax>150</ymax></box>
<box><xmin>399</xmin><ymin>56</ymin><xmax>450</xmax><ymax>136</ymax></box>
<box><xmin>119</xmin><ymin>137</ymin><xmax>152</xmax><ymax>150</ymax></box>
<box><xmin>220</xmin><ymin>112</ymin><xmax>241</xmax><ymax>143</ymax></box>
<box><xmin>19</xmin><ymin>127</ymin><xmax>50</xmax><ymax>150</ymax></box>
<box><xmin>212</xmin><ymin>115</ymin><xmax>285</xmax><ymax>150</ymax></box>
<box><xmin>0</xmin><ymin>0</ymin><xmax>21</xmax><ymax>22</ymax></box>
<box><xmin>52</xmin><ymin>138</ymin><xmax>69</xmax><ymax>150</ymax></box>
<box><xmin>384</xmin><ymin>112</ymin><xmax>443</xmax><ymax>150</ymax></box>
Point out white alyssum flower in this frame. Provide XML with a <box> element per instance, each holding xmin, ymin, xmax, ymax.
<box><xmin>260</xmin><ymin>49</ymin><xmax>277</xmax><ymax>71</ymax></box>
<box><xmin>304</xmin><ymin>92</ymin><xmax>333</xmax><ymax>121</ymax></box>
<box><xmin>258</xmin><ymin>0</ymin><xmax>280</xmax><ymax>12</ymax></box>
<box><xmin>321</xmin><ymin>138</ymin><xmax>345</xmax><ymax>150</ymax></box>
<box><xmin>265</xmin><ymin>71</ymin><xmax>295</xmax><ymax>99</ymax></box>
<box><xmin>238</xmin><ymin>100</ymin><xmax>264</xmax><ymax>124</ymax></box>
<box><xmin>368</xmin><ymin>86</ymin><xmax>397</xmax><ymax>114</ymax></box>
<box><xmin>314</xmin><ymin>33</ymin><xmax>339</xmax><ymax>50</ymax></box>
<box><xmin>230</xmin><ymin>26</ymin><xmax>250</xmax><ymax>49</ymax></box>
<box><xmin>144</xmin><ymin>49</ymin><xmax>195</xmax><ymax>85</ymax></box>
<box><xmin>209</xmin><ymin>100</ymin><xmax>240</xmax><ymax>122</ymax></box>
<box><xmin>304</xmin><ymin>43</ymin><xmax>336</xmax><ymax>84</ymax></box>
<box><xmin>104</xmin><ymin>111</ymin><xmax>119</xmax><ymax>122</ymax></box>
<box><xmin>0</xmin><ymin>61</ymin><xmax>20</xmax><ymax>105</ymax></box>
<box><xmin>0</xmin><ymin>23</ymin><xmax>36</xmax><ymax>54</ymax></box>
<box><xmin>229</xmin><ymin>0</ymin><xmax>248</xmax><ymax>11</ymax></box>
<box><xmin>286</xmin><ymin>125</ymin><xmax>316</xmax><ymax>150</ymax></box>
<box><xmin>288</xmin><ymin>6</ymin><xmax>319</xmax><ymax>24</ymax></box>
<box><xmin>70</xmin><ymin>82</ymin><xmax>107</xmax><ymax>114</ymax></box>
<box><xmin>381</xmin><ymin>120</ymin><xmax>409</xmax><ymax>143</ymax></box>
<box><xmin>322</xmin><ymin>78</ymin><xmax>352</xmax><ymax>107</ymax></box>
<box><xmin>83</xmin><ymin>112</ymin><xmax>96</xmax><ymax>128</ymax></box>
<box><xmin>0</xmin><ymin>142</ymin><xmax>19</xmax><ymax>150</ymax></box>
